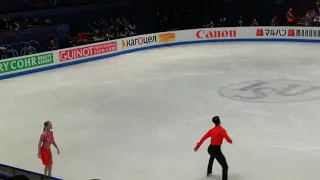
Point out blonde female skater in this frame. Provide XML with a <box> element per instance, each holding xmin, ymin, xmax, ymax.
<box><xmin>37</xmin><ymin>121</ymin><xmax>60</xmax><ymax>176</ymax></box>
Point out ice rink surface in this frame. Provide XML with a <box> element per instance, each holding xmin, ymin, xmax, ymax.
<box><xmin>1</xmin><ymin>42</ymin><xmax>320</xmax><ymax>180</ymax></box>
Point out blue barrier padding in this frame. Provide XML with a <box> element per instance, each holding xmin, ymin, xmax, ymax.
<box><xmin>0</xmin><ymin>173</ymin><xmax>11</xmax><ymax>179</ymax></box>
<box><xmin>0</xmin><ymin>38</ymin><xmax>319</xmax><ymax>81</ymax></box>
<box><xmin>0</xmin><ymin>164</ymin><xmax>63</xmax><ymax>180</ymax></box>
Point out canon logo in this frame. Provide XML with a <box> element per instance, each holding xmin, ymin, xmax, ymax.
<box><xmin>196</xmin><ymin>30</ymin><xmax>237</xmax><ymax>39</ymax></box>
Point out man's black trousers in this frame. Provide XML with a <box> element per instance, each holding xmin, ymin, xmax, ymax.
<box><xmin>207</xmin><ymin>145</ymin><xmax>228</xmax><ymax>180</ymax></box>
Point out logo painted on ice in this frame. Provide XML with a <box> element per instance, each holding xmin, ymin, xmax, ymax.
<box><xmin>219</xmin><ymin>80</ymin><xmax>320</xmax><ymax>103</ymax></box>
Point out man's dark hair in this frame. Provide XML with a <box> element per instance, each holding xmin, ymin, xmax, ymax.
<box><xmin>212</xmin><ymin>116</ymin><xmax>221</xmax><ymax>125</ymax></box>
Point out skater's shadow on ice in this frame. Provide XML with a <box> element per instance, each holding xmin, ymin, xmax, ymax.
<box><xmin>202</xmin><ymin>173</ymin><xmax>245</xmax><ymax>180</ymax></box>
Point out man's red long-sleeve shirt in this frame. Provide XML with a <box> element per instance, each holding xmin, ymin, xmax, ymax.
<box><xmin>195</xmin><ymin>125</ymin><xmax>233</xmax><ymax>148</ymax></box>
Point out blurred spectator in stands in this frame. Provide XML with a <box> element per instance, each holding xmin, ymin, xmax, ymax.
<box><xmin>13</xmin><ymin>22</ymin><xmax>20</xmax><ymax>30</ymax></box>
<box><xmin>303</xmin><ymin>13</ymin><xmax>313</xmax><ymax>26</ymax></box>
<box><xmin>104</xmin><ymin>32</ymin><xmax>114</xmax><ymax>41</ymax></box>
<box><xmin>251</xmin><ymin>19</ymin><xmax>259</xmax><ymax>26</ymax></box>
<box><xmin>99</xmin><ymin>18</ymin><xmax>106</xmax><ymax>28</ymax></box>
<box><xmin>221</xmin><ymin>18</ymin><xmax>227</xmax><ymax>26</ymax></box>
<box><xmin>0</xmin><ymin>17</ymin><xmax>53</xmax><ymax>30</ymax></box>
<box><xmin>33</xmin><ymin>18</ymin><xmax>39</xmax><ymax>27</ymax></box>
<box><xmin>6</xmin><ymin>18</ymin><xmax>20</xmax><ymax>31</ymax></box>
<box><xmin>270</xmin><ymin>16</ymin><xmax>278</xmax><ymax>26</ymax></box>
<box><xmin>128</xmin><ymin>23</ymin><xmax>136</xmax><ymax>34</ymax></box>
<box><xmin>163</xmin><ymin>12</ymin><xmax>169</xmax><ymax>31</ymax></box>
<box><xmin>26</xmin><ymin>46</ymin><xmax>35</xmax><ymax>55</ymax></box>
<box><xmin>313</xmin><ymin>14</ymin><xmax>320</xmax><ymax>26</ymax></box>
<box><xmin>70</xmin><ymin>37</ymin><xmax>77</xmax><ymax>47</ymax></box>
<box><xmin>23</xmin><ymin>19</ymin><xmax>32</xmax><ymax>29</ymax></box>
<box><xmin>117</xmin><ymin>31</ymin><xmax>125</xmax><ymax>38</ymax></box>
<box><xmin>310</xmin><ymin>8</ymin><xmax>318</xmax><ymax>19</ymax></box>
<box><xmin>115</xmin><ymin>18</ymin><xmax>123</xmax><ymax>32</ymax></box>
<box><xmin>215</xmin><ymin>18</ymin><xmax>226</xmax><ymax>27</ymax></box>
<box><xmin>49</xmin><ymin>40</ymin><xmax>59</xmax><ymax>51</ymax></box>
<box><xmin>51</xmin><ymin>0</ymin><xmax>58</xmax><ymax>5</ymax></box>
<box><xmin>0</xmin><ymin>47</ymin><xmax>7</xmax><ymax>59</ymax></box>
<box><xmin>122</xmin><ymin>17</ymin><xmax>136</xmax><ymax>36</ymax></box>
<box><xmin>3</xmin><ymin>18</ymin><xmax>10</xmax><ymax>30</ymax></box>
<box><xmin>77</xmin><ymin>31</ymin><xmax>90</xmax><ymax>45</ymax></box>
<box><xmin>4</xmin><ymin>18</ymin><xmax>13</xmax><ymax>30</ymax></box>
<box><xmin>171</xmin><ymin>10</ymin><xmax>179</xmax><ymax>30</ymax></box>
<box><xmin>203</xmin><ymin>21</ymin><xmax>215</xmax><ymax>28</ymax></box>
<box><xmin>91</xmin><ymin>20</ymin><xmax>101</xmax><ymax>37</ymax></box>
<box><xmin>316</xmin><ymin>0</ymin><xmax>320</xmax><ymax>9</ymax></box>
<box><xmin>237</xmin><ymin>17</ymin><xmax>244</xmax><ymax>26</ymax></box>
<box><xmin>156</xmin><ymin>12</ymin><xmax>163</xmax><ymax>31</ymax></box>
<box><xmin>85</xmin><ymin>16</ymin><xmax>135</xmax><ymax>42</ymax></box>
<box><xmin>314</xmin><ymin>6</ymin><xmax>319</xmax><ymax>17</ymax></box>
<box><xmin>286</xmin><ymin>8</ymin><xmax>295</xmax><ymax>25</ymax></box>
<box><xmin>2</xmin><ymin>18</ymin><xmax>15</xmax><ymax>30</ymax></box>
<box><xmin>45</xmin><ymin>19</ymin><xmax>53</xmax><ymax>26</ymax></box>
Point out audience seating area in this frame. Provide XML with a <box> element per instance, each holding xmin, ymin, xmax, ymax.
<box><xmin>297</xmin><ymin>0</ymin><xmax>320</xmax><ymax>26</ymax></box>
<box><xmin>0</xmin><ymin>2</ymin><xmax>136</xmax><ymax>60</ymax></box>
<box><xmin>2</xmin><ymin>0</ymin><xmax>319</xmax><ymax>60</ymax></box>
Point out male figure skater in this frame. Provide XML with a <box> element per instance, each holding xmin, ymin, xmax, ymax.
<box><xmin>194</xmin><ymin>116</ymin><xmax>233</xmax><ymax>180</ymax></box>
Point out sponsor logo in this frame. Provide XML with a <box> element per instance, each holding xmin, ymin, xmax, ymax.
<box><xmin>219</xmin><ymin>79</ymin><xmax>320</xmax><ymax>103</ymax></box>
<box><xmin>256</xmin><ymin>28</ymin><xmax>295</xmax><ymax>37</ymax></box>
<box><xmin>122</xmin><ymin>35</ymin><xmax>157</xmax><ymax>49</ymax></box>
<box><xmin>196</xmin><ymin>30</ymin><xmax>236</xmax><ymax>39</ymax></box>
<box><xmin>158</xmin><ymin>33</ymin><xmax>176</xmax><ymax>43</ymax></box>
<box><xmin>295</xmin><ymin>29</ymin><xmax>320</xmax><ymax>37</ymax></box>
<box><xmin>59</xmin><ymin>42</ymin><xmax>117</xmax><ymax>62</ymax></box>
<box><xmin>0</xmin><ymin>53</ymin><xmax>54</xmax><ymax>74</ymax></box>
<box><xmin>121</xmin><ymin>40</ymin><xmax>125</xmax><ymax>49</ymax></box>
<box><xmin>256</xmin><ymin>28</ymin><xmax>320</xmax><ymax>38</ymax></box>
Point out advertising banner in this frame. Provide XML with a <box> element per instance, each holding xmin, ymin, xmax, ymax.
<box><xmin>294</xmin><ymin>29</ymin><xmax>320</xmax><ymax>38</ymax></box>
<box><xmin>121</xmin><ymin>35</ymin><xmax>157</xmax><ymax>49</ymax></box>
<box><xmin>0</xmin><ymin>53</ymin><xmax>54</xmax><ymax>74</ymax></box>
<box><xmin>59</xmin><ymin>41</ymin><xmax>117</xmax><ymax>62</ymax></box>
<box><xmin>256</xmin><ymin>28</ymin><xmax>294</xmax><ymax>37</ymax></box>
<box><xmin>255</xmin><ymin>28</ymin><xmax>320</xmax><ymax>38</ymax></box>
<box><xmin>196</xmin><ymin>29</ymin><xmax>237</xmax><ymax>39</ymax></box>
<box><xmin>158</xmin><ymin>33</ymin><xmax>176</xmax><ymax>43</ymax></box>
<box><xmin>121</xmin><ymin>33</ymin><xmax>176</xmax><ymax>49</ymax></box>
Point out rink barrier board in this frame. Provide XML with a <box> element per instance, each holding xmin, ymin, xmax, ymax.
<box><xmin>1</xmin><ymin>38</ymin><xmax>320</xmax><ymax>81</ymax></box>
<box><xmin>0</xmin><ymin>163</ymin><xmax>62</xmax><ymax>180</ymax></box>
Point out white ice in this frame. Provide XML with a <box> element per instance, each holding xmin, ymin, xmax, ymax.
<box><xmin>1</xmin><ymin>42</ymin><xmax>320</xmax><ymax>180</ymax></box>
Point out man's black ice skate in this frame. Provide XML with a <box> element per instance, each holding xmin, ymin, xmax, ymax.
<box><xmin>207</xmin><ymin>171</ymin><xmax>212</xmax><ymax>176</ymax></box>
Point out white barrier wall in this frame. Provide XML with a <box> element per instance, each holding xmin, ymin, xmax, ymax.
<box><xmin>1</xmin><ymin>26</ymin><xmax>320</xmax><ymax>79</ymax></box>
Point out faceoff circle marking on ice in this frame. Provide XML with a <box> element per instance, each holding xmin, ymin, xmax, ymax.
<box><xmin>219</xmin><ymin>79</ymin><xmax>320</xmax><ymax>103</ymax></box>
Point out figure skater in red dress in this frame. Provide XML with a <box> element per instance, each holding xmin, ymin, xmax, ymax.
<box><xmin>37</xmin><ymin>121</ymin><xmax>60</xmax><ymax>176</ymax></box>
